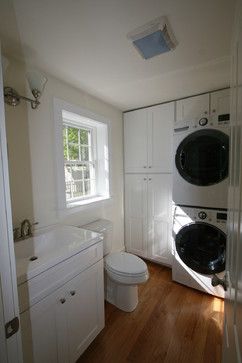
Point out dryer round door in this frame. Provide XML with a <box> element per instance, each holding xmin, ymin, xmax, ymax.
<box><xmin>175</xmin><ymin>129</ymin><xmax>229</xmax><ymax>186</ymax></box>
<box><xmin>175</xmin><ymin>222</ymin><xmax>226</xmax><ymax>274</ymax></box>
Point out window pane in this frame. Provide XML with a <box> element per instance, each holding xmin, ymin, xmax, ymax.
<box><xmin>72</xmin><ymin>181</ymin><xmax>83</xmax><ymax>198</ymax></box>
<box><xmin>83</xmin><ymin>165</ymin><xmax>90</xmax><ymax>179</ymax></box>
<box><xmin>68</xmin><ymin>126</ymin><xmax>78</xmax><ymax>144</ymax></box>
<box><xmin>80</xmin><ymin>146</ymin><xmax>90</xmax><ymax>161</ymax></box>
<box><xmin>84</xmin><ymin>180</ymin><xmax>91</xmax><ymax>195</ymax></box>
<box><xmin>63</xmin><ymin>127</ymin><xmax>68</xmax><ymax>160</ymax></box>
<box><xmin>68</xmin><ymin>144</ymin><xmax>79</xmax><ymax>160</ymax></box>
<box><xmin>80</xmin><ymin>129</ymin><xmax>89</xmax><ymax>145</ymax></box>
<box><xmin>65</xmin><ymin>181</ymin><xmax>72</xmax><ymax>200</ymax></box>
<box><xmin>72</xmin><ymin>164</ymin><xmax>83</xmax><ymax>181</ymax></box>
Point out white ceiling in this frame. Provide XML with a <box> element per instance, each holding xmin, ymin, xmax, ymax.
<box><xmin>0</xmin><ymin>0</ymin><xmax>236</xmax><ymax>111</ymax></box>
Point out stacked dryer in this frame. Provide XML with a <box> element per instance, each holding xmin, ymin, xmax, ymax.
<box><xmin>172</xmin><ymin>89</ymin><xmax>230</xmax><ymax>298</ymax></box>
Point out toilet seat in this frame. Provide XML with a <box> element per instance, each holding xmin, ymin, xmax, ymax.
<box><xmin>105</xmin><ymin>252</ymin><xmax>149</xmax><ymax>285</ymax></box>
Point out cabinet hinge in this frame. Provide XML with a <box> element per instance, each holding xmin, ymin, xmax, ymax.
<box><xmin>5</xmin><ymin>317</ymin><xmax>19</xmax><ymax>339</ymax></box>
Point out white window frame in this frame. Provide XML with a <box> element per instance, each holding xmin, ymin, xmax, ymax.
<box><xmin>63</xmin><ymin>121</ymin><xmax>96</xmax><ymax>202</ymax></box>
<box><xmin>54</xmin><ymin>98</ymin><xmax>111</xmax><ymax>215</ymax></box>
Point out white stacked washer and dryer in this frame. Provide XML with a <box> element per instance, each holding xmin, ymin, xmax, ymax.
<box><xmin>172</xmin><ymin>89</ymin><xmax>230</xmax><ymax>298</ymax></box>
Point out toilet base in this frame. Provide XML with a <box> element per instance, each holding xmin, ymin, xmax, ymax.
<box><xmin>105</xmin><ymin>274</ymin><xmax>138</xmax><ymax>312</ymax></box>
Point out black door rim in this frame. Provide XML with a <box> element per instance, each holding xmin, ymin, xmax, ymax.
<box><xmin>175</xmin><ymin>222</ymin><xmax>226</xmax><ymax>275</ymax></box>
<box><xmin>175</xmin><ymin>129</ymin><xmax>229</xmax><ymax>186</ymax></box>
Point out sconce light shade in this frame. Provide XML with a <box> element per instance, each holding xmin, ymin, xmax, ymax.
<box><xmin>26</xmin><ymin>71</ymin><xmax>47</xmax><ymax>99</ymax></box>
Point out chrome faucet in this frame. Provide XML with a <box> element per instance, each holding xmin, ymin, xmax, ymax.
<box><xmin>13</xmin><ymin>219</ymin><xmax>38</xmax><ymax>241</ymax></box>
<box><xmin>21</xmin><ymin>219</ymin><xmax>32</xmax><ymax>239</ymax></box>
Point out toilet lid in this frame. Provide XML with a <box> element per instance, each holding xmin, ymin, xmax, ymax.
<box><xmin>105</xmin><ymin>252</ymin><xmax>147</xmax><ymax>276</ymax></box>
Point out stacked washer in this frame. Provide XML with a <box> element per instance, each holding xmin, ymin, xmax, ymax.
<box><xmin>172</xmin><ymin>90</ymin><xmax>230</xmax><ymax>297</ymax></box>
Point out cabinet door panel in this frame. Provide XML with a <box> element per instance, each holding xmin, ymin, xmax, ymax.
<box><xmin>125</xmin><ymin>174</ymin><xmax>147</xmax><ymax>257</ymax></box>
<box><xmin>176</xmin><ymin>93</ymin><xmax>209</xmax><ymax>124</ymax></box>
<box><xmin>148</xmin><ymin>103</ymin><xmax>174</xmax><ymax>172</ymax></box>
<box><xmin>147</xmin><ymin>174</ymin><xmax>172</xmax><ymax>265</ymax></box>
<box><xmin>124</xmin><ymin>109</ymin><xmax>148</xmax><ymax>173</ymax></box>
<box><xmin>20</xmin><ymin>284</ymin><xmax>68</xmax><ymax>363</ymax></box>
<box><xmin>210</xmin><ymin>89</ymin><xmax>230</xmax><ymax>123</ymax></box>
<box><xmin>66</xmin><ymin>261</ymin><xmax>104</xmax><ymax>362</ymax></box>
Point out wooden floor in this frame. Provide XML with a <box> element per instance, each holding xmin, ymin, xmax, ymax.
<box><xmin>77</xmin><ymin>262</ymin><xmax>224</xmax><ymax>363</ymax></box>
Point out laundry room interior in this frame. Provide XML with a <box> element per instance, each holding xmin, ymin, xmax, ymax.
<box><xmin>0</xmin><ymin>1</ymin><xmax>241</xmax><ymax>363</ymax></box>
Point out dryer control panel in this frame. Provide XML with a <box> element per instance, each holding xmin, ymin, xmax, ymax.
<box><xmin>173</xmin><ymin>205</ymin><xmax>228</xmax><ymax>233</ymax></box>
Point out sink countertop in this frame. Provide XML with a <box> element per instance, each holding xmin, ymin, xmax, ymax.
<box><xmin>14</xmin><ymin>225</ymin><xmax>103</xmax><ymax>285</ymax></box>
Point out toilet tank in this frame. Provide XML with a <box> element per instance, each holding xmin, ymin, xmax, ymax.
<box><xmin>81</xmin><ymin>219</ymin><xmax>113</xmax><ymax>256</ymax></box>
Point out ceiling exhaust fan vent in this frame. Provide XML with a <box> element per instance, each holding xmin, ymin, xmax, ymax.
<box><xmin>127</xmin><ymin>16</ymin><xmax>177</xmax><ymax>60</ymax></box>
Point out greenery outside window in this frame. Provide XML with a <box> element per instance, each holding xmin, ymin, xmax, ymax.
<box><xmin>63</xmin><ymin>124</ymin><xmax>96</xmax><ymax>202</ymax></box>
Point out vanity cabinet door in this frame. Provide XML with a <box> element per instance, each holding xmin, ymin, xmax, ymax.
<box><xmin>20</xmin><ymin>283</ymin><xmax>68</xmax><ymax>363</ymax></box>
<box><xmin>20</xmin><ymin>260</ymin><xmax>104</xmax><ymax>363</ymax></box>
<box><xmin>65</xmin><ymin>260</ymin><xmax>104</xmax><ymax>363</ymax></box>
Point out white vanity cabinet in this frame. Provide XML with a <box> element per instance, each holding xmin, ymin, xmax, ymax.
<box><xmin>19</xmin><ymin>241</ymin><xmax>104</xmax><ymax>363</ymax></box>
<box><xmin>124</xmin><ymin>103</ymin><xmax>174</xmax><ymax>173</ymax></box>
<box><xmin>125</xmin><ymin>174</ymin><xmax>172</xmax><ymax>265</ymax></box>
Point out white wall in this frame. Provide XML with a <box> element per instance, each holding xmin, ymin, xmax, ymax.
<box><xmin>4</xmin><ymin>58</ymin><xmax>124</xmax><ymax>252</ymax></box>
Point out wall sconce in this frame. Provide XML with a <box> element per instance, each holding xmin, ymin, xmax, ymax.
<box><xmin>4</xmin><ymin>71</ymin><xmax>47</xmax><ymax>109</ymax></box>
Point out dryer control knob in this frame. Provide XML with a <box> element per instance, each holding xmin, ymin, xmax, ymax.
<box><xmin>199</xmin><ymin>117</ymin><xmax>208</xmax><ymax>126</ymax></box>
<box><xmin>198</xmin><ymin>211</ymin><xmax>207</xmax><ymax>220</ymax></box>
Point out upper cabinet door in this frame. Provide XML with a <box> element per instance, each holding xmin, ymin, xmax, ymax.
<box><xmin>210</xmin><ymin>89</ymin><xmax>230</xmax><ymax>124</ymax></box>
<box><xmin>124</xmin><ymin>109</ymin><xmax>148</xmax><ymax>173</ymax></box>
<box><xmin>176</xmin><ymin>93</ymin><xmax>209</xmax><ymax>124</ymax></box>
<box><xmin>148</xmin><ymin>103</ymin><xmax>174</xmax><ymax>173</ymax></box>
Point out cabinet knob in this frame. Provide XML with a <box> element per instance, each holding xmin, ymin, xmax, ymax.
<box><xmin>143</xmin><ymin>166</ymin><xmax>147</xmax><ymax>168</ymax></box>
<box><xmin>144</xmin><ymin>178</ymin><xmax>147</xmax><ymax>181</ymax></box>
<box><xmin>149</xmin><ymin>178</ymin><xmax>152</xmax><ymax>181</ymax></box>
<box><xmin>212</xmin><ymin>109</ymin><xmax>216</xmax><ymax>113</ymax></box>
<box><xmin>204</xmin><ymin>111</ymin><xmax>208</xmax><ymax>115</ymax></box>
<box><xmin>60</xmin><ymin>298</ymin><xmax>66</xmax><ymax>304</ymax></box>
<box><xmin>148</xmin><ymin>166</ymin><xmax>151</xmax><ymax>168</ymax></box>
<box><xmin>70</xmin><ymin>290</ymin><xmax>76</xmax><ymax>296</ymax></box>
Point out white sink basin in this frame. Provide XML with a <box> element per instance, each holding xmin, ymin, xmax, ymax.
<box><xmin>15</xmin><ymin>225</ymin><xmax>103</xmax><ymax>284</ymax></box>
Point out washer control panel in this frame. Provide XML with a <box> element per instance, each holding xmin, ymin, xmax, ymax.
<box><xmin>198</xmin><ymin>211</ymin><xmax>207</xmax><ymax>220</ymax></box>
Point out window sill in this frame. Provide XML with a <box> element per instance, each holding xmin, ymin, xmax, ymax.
<box><xmin>59</xmin><ymin>195</ymin><xmax>112</xmax><ymax>216</ymax></box>
<box><xmin>67</xmin><ymin>195</ymin><xmax>111</xmax><ymax>208</ymax></box>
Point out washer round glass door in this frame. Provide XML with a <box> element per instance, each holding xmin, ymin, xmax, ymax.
<box><xmin>175</xmin><ymin>129</ymin><xmax>229</xmax><ymax>186</ymax></box>
<box><xmin>175</xmin><ymin>222</ymin><xmax>226</xmax><ymax>274</ymax></box>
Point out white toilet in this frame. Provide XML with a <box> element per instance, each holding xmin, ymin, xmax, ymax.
<box><xmin>81</xmin><ymin>219</ymin><xmax>149</xmax><ymax>312</ymax></box>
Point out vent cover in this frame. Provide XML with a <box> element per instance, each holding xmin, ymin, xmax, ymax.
<box><xmin>127</xmin><ymin>16</ymin><xmax>177</xmax><ymax>59</ymax></box>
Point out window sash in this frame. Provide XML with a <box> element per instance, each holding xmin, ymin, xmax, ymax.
<box><xmin>63</xmin><ymin>123</ymin><xmax>96</xmax><ymax>202</ymax></box>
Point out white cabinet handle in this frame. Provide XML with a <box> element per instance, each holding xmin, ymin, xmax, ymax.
<box><xmin>70</xmin><ymin>290</ymin><xmax>76</xmax><ymax>296</ymax></box>
<box><xmin>60</xmin><ymin>298</ymin><xmax>66</xmax><ymax>304</ymax></box>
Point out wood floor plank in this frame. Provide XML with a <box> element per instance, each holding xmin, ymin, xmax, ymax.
<box><xmin>77</xmin><ymin>261</ymin><xmax>224</xmax><ymax>363</ymax></box>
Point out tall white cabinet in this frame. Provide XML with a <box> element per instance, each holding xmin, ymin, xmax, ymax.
<box><xmin>124</xmin><ymin>102</ymin><xmax>174</xmax><ymax>266</ymax></box>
